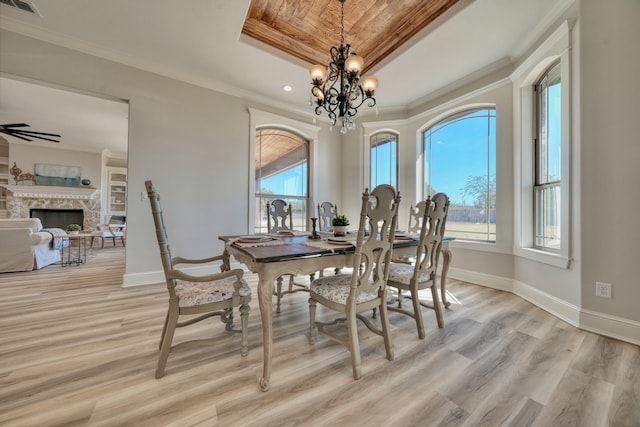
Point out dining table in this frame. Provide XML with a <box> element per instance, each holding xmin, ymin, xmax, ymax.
<box><xmin>219</xmin><ymin>232</ymin><xmax>453</xmax><ymax>391</ymax></box>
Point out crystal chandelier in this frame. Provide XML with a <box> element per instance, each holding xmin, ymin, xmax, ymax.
<box><xmin>309</xmin><ymin>0</ymin><xmax>379</xmax><ymax>134</ymax></box>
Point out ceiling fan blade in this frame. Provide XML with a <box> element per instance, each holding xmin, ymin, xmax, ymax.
<box><xmin>0</xmin><ymin>123</ymin><xmax>61</xmax><ymax>143</ymax></box>
<box><xmin>0</xmin><ymin>123</ymin><xmax>30</xmax><ymax>128</ymax></box>
<box><xmin>12</xmin><ymin>129</ymin><xmax>62</xmax><ymax>138</ymax></box>
<box><xmin>2</xmin><ymin>131</ymin><xmax>33</xmax><ymax>141</ymax></box>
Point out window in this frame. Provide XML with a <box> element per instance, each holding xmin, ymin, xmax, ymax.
<box><xmin>535</xmin><ymin>62</ymin><xmax>561</xmax><ymax>250</ymax></box>
<box><xmin>370</xmin><ymin>132</ymin><xmax>397</xmax><ymax>189</ymax></box>
<box><xmin>511</xmin><ymin>21</ymin><xmax>570</xmax><ymax>267</ymax></box>
<box><xmin>254</xmin><ymin>128</ymin><xmax>309</xmax><ymax>232</ymax></box>
<box><xmin>423</xmin><ymin>108</ymin><xmax>496</xmax><ymax>242</ymax></box>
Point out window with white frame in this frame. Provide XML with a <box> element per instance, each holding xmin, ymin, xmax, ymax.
<box><xmin>254</xmin><ymin>128</ymin><xmax>309</xmax><ymax>232</ymax></box>
<box><xmin>370</xmin><ymin>131</ymin><xmax>397</xmax><ymax>189</ymax></box>
<box><xmin>511</xmin><ymin>21</ymin><xmax>571</xmax><ymax>267</ymax></box>
<box><xmin>535</xmin><ymin>61</ymin><xmax>562</xmax><ymax>250</ymax></box>
<box><xmin>422</xmin><ymin>108</ymin><xmax>496</xmax><ymax>242</ymax></box>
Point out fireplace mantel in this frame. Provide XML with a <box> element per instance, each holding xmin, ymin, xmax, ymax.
<box><xmin>1</xmin><ymin>184</ymin><xmax>99</xmax><ymax>200</ymax></box>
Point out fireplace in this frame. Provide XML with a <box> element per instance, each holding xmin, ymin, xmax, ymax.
<box><xmin>30</xmin><ymin>208</ymin><xmax>84</xmax><ymax>229</ymax></box>
<box><xmin>4</xmin><ymin>185</ymin><xmax>100</xmax><ymax>231</ymax></box>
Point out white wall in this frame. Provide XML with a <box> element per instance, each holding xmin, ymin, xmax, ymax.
<box><xmin>10</xmin><ymin>143</ymin><xmax>102</xmax><ymax>187</ymax></box>
<box><xmin>0</xmin><ymin>30</ymin><xmax>341</xmax><ymax>286</ymax></box>
<box><xmin>579</xmin><ymin>0</ymin><xmax>640</xmax><ymax>324</ymax></box>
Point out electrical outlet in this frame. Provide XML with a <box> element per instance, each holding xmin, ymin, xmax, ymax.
<box><xmin>140</xmin><ymin>191</ymin><xmax>148</xmax><ymax>201</ymax></box>
<box><xmin>596</xmin><ymin>282</ymin><xmax>612</xmax><ymax>298</ymax></box>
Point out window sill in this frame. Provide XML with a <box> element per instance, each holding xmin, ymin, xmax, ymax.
<box><xmin>514</xmin><ymin>247</ymin><xmax>571</xmax><ymax>269</ymax></box>
<box><xmin>449</xmin><ymin>239</ymin><xmax>512</xmax><ymax>255</ymax></box>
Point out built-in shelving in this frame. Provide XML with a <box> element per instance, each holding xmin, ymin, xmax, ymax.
<box><xmin>107</xmin><ymin>167</ymin><xmax>127</xmax><ymax>216</ymax></box>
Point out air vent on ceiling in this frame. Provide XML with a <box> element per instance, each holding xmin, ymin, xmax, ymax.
<box><xmin>0</xmin><ymin>0</ymin><xmax>40</xmax><ymax>16</ymax></box>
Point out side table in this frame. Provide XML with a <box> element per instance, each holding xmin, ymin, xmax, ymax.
<box><xmin>57</xmin><ymin>234</ymin><xmax>90</xmax><ymax>266</ymax></box>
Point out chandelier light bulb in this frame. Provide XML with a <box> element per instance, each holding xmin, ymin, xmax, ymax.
<box><xmin>361</xmin><ymin>76</ymin><xmax>379</xmax><ymax>95</ymax></box>
<box><xmin>345</xmin><ymin>54</ymin><xmax>364</xmax><ymax>74</ymax></box>
<box><xmin>309</xmin><ymin>65</ymin><xmax>327</xmax><ymax>83</ymax></box>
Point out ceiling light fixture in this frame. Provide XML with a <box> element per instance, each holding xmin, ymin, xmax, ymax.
<box><xmin>309</xmin><ymin>0</ymin><xmax>378</xmax><ymax>134</ymax></box>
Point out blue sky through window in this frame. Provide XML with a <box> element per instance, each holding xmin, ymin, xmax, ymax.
<box><xmin>260</xmin><ymin>163</ymin><xmax>308</xmax><ymax>196</ymax></box>
<box><xmin>425</xmin><ymin>109</ymin><xmax>496</xmax><ymax>206</ymax></box>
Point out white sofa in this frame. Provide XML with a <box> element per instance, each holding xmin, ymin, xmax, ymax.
<box><xmin>0</xmin><ymin>218</ymin><xmax>63</xmax><ymax>273</ymax></box>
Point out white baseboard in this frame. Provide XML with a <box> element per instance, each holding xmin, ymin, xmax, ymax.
<box><xmin>122</xmin><ymin>270</ymin><xmax>165</xmax><ymax>287</ymax></box>
<box><xmin>448</xmin><ymin>268</ymin><xmax>639</xmax><ymax>345</ymax></box>
<box><xmin>579</xmin><ymin>309</ymin><xmax>640</xmax><ymax>346</ymax></box>
<box><xmin>513</xmin><ymin>280</ymin><xmax>581</xmax><ymax>327</ymax></box>
<box><xmin>448</xmin><ymin>267</ymin><xmax>513</xmax><ymax>292</ymax></box>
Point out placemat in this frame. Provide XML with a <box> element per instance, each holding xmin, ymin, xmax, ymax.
<box><xmin>301</xmin><ymin>239</ymin><xmax>354</xmax><ymax>251</ymax></box>
<box><xmin>227</xmin><ymin>237</ymin><xmax>289</xmax><ymax>248</ymax></box>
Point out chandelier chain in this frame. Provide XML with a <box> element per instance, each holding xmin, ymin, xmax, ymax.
<box><xmin>340</xmin><ymin>0</ymin><xmax>345</xmax><ymax>47</ymax></box>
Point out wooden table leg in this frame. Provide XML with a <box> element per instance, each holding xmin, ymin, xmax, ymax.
<box><xmin>257</xmin><ymin>274</ymin><xmax>274</xmax><ymax>391</ymax></box>
<box><xmin>440</xmin><ymin>247</ymin><xmax>452</xmax><ymax>309</ymax></box>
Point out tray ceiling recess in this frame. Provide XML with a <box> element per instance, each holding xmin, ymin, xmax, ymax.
<box><xmin>242</xmin><ymin>0</ymin><xmax>461</xmax><ymax>73</ymax></box>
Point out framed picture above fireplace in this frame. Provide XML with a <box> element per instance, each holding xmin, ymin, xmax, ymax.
<box><xmin>34</xmin><ymin>163</ymin><xmax>81</xmax><ymax>187</ymax></box>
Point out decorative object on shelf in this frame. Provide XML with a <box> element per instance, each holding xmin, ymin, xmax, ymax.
<box><xmin>9</xmin><ymin>162</ymin><xmax>21</xmax><ymax>184</ymax></box>
<box><xmin>309</xmin><ymin>217</ymin><xmax>321</xmax><ymax>239</ymax></box>
<box><xmin>81</xmin><ymin>179</ymin><xmax>91</xmax><ymax>186</ymax></box>
<box><xmin>17</xmin><ymin>172</ymin><xmax>36</xmax><ymax>185</ymax></box>
<box><xmin>0</xmin><ymin>123</ymin><xmax>61</xmax><ymax>143</ymax></box>
<box><xmin>309</xmin><ymin>0</ymin><xmax>378</xmax><ymax>134</ymax></box>
<box><xmin>332</xmin><ymin>214</ymin><xmax>350</xmax><ymax>236</ymax></box>
<box><xmin>65</xmin><ymin>223</ymin><xmax>82</xmax><ymax>235</ymax></box>
<box><xmin>34</xmin><ymin>163</ymin><xmax>81</xmax><ymax>187</ymax></box>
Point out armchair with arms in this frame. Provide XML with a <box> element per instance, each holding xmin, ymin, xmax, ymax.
<box><xmin>145</xmin><ymin>180</ymin><xmax>251</xmax><ymax>378</ymax></box>
<box><xmin>90</xmin><ymin>215</ymin><xmax>126</xmax><ymax>248</ymax></box>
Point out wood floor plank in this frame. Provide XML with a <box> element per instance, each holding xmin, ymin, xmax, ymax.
<box><xmin>1</xmin><ymin>246</ymin><xmax>639</xmax><ymax>426</ymax></box>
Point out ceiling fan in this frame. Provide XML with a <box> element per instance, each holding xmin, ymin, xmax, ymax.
<box><xmin>0</xmin><ymin>123</ymin><xmax>61</xmax><ymax>143</ymax></box>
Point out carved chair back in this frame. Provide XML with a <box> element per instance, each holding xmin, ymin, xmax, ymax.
<box><xmin>407</xmin><ymin>200</ymin><xmax>427</xmax><ymax>233</ymax></box>
<box><xmin>317</xmin><ymin>201</ymin><xmax>338</xmax><ymax>231</ymax></box>
<box><xmin>414</xmin><ymin>193</ymin><xmax>450</xmax><ymax>279</ymax></box>
<box><xmin>350</xmin><ymin>184</ymin><xmax>401</xmax><ymax>303</ymax></box>
<box><xmin>267</xmin><ymin>199</ymin><xmax>293</xmax><ymax>233</ymax></box>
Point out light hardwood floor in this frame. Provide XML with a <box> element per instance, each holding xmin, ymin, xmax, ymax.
<box><xmin>1</xmin><ymin>246</ymin><xmax>638</xmax><ymax>426</ymax></box>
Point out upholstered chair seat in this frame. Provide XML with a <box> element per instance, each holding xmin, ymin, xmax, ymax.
<box><xmin>310</xmin><ymin>274</ymin><xmax>377</xmax><ymax>305</ymax></box>
<box><xmin>387</xmin><ymin>263</ymin><xmax>430</xmax><ymax>284</ymax></box>
<box><xmin>175</xmin><ymin>276</ymin><xmax>251</xmax><ymax>307</ymax></box>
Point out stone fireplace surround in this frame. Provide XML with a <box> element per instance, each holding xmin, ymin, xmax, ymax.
<box><xmin>2</xmin><ymin>185</ymin><xmax>100</xmax><ymax>231</ymax></box>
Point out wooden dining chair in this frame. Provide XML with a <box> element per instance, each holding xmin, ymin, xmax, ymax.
<box><xmin>317</xmin><ymin>201</ymin><xmax>338</xmax><ymax>232</ymax></box>
<box><xmin>387</xmin><ymin>193</ymin><xmax>450</xmax><ymax>339</ymax></box>
<box><xmin>407</xmin><ymin>200</ymin><xmax>427</xmax><ymax>233</ymax></box>
<box><xmin>266</xmin><ymin>199</ymin><xmax>307</xmax><ymax>313</ymax></box>
<box><xmin>392</xmin><ymin>200</ymin><xmax>428</xmax><ymax>265</ymax></box>
<box><xmin>317</xmin><ymin>201</ymin><xmax>341</xmax><ymax>277</ymax></box>
<box><xmin>145</xmin><ymin>180</ymin><xmax>251</xmax><ymax>378</ymax></box>
<box><xmin>308</xmin><ymin>184</ymin><xmax>401</xmax><ymax>380</ymax></box>
<box><xmin>266</xmin><ymin>199</ymin><xmax>293</xmax><ymax>233</ymax></box>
